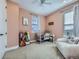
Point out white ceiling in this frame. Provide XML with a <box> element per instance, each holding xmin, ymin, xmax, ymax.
<box><xmin>10</xmin><ymin>0</ymin><xmax>77</xmax><ymax>16</ymax></box>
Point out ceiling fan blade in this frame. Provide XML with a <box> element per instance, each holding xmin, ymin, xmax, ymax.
<box><xmin>40</xmin><ymin>0</ymin><xmax>46</xmax><ymax>4</ymax></box>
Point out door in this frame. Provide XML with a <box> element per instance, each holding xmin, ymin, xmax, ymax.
<box><xmin>0</xmin><ymin>0</ymin><xmax>7</xmax><ymax>59</ymax></box>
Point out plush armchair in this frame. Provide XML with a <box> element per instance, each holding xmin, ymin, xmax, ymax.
<box><xmin>43</xmin><ymin>31</ymin><xmax>53</xmax><ymax>41</ymax></box>
<box><xmin>56</xmin><ymin>38</ymin><xmax>79</xmax><ymax>59</ymax></box>
<box><xmin>44</xmin><ymin>32</ymin><xmax>51</xmax><ymax>40</ymax></box>
<box><xmin>35</xmin><ymin>31</ymin><xmax>53</xmax><ymax>42</ymax></box>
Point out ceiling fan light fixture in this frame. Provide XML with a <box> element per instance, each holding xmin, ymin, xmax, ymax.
<box><xmin>63</xmin><ymin>0</ymin><xmax>67</xmax><ymax>3</ymax></box>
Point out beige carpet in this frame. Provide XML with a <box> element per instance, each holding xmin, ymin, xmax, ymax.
<box><xmin>3</xmin><ymin>42</ymin><xmax>64</xmax><ymax>59</ymax></box>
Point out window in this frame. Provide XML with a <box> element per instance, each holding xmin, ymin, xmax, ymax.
<box><xmin>32</xmin><ymin>16</ymin><xmax>40</xmax><ymax>33</ymax></box>
<box><xmin>64</xmin><ymin>11</ymin><xmax>74</xmax><ymax>36</ymax></box>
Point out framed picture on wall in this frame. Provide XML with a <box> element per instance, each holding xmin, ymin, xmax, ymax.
<box><xmin>23</xmin><ymin>17</ymin><xmax>29</xmax><ymax>26</ymax></box>
<box><xmin>48</xmin><ymin>22</ymin><xmax>54</xmax><ymax>25</ymax></box>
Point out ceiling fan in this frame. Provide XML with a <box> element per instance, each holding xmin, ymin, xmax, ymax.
<box><xmin>40</xmin><ymin>0</ymin><xmax>52</xmax><ymax>4</ymax></box>
<box><xmin>32</xmin><ymin>0</ymin><xmax>53</xmax><ymax>5</ymax></box>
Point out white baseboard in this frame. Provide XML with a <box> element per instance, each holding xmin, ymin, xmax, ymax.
<box><xmin>6</xmin><ymin>45</ymin><xmax>19</xmax><ymax>52</ymax></box>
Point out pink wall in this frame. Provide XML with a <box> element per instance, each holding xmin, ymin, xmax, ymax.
<box><xmin>46</xmin><ymin>12</ymin><xmax>63</xmax><ymax>38</ymax></box>
<box><xmin>19</xmin><ymin>8</ymin><xmax>33</xmax><ymax>39</ymax></box>
<box><xmin>7</xmin><ymin>0</ymin><xmax>77</xmax><ymax>47</ymax></box>
<box><xmin>7</xmin><ymin>1</ymin><xmax>19</xmax><ymax>47</ymax></box>
<box><xmin>46</xmin><ymin>2</ymin><xmax>77</xmax><ymax>38</ymax></box>
<box><xmin>7</xmin><ymin>1</ymin><xmax>46</xmax><ymax>47</ymax></box>
<box><xmin>19</xmin><ymin>8</ymin><xmax>46</xmax><ymax>40</ymax></box>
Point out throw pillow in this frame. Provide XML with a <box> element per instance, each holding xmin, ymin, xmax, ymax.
<box><xmin>68</xmin><ymin>39</ymin><xmax>75</xmax><ymax>44</ymax></box>
<box><xmin>68</xmin><ymin>39</ymin><xmax>79</xmax><ymax>44</ymax></box>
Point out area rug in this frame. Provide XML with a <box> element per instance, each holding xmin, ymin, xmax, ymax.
<box><xmin>3</xmin><ymin>42</ymin><xmax>64</xmax><ymax>59</ymax></box>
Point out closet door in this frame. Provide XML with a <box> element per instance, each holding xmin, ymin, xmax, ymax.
<box><xmin>0</xmin><ymin>0</ymin><xmax>7</xmax><ymax>59</ymax></box>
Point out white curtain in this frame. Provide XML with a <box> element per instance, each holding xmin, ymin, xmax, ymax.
<box><xmin>74</xmin><ymin>4</ymin><xmax>79</xmax><ymax>36</ymax></box>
